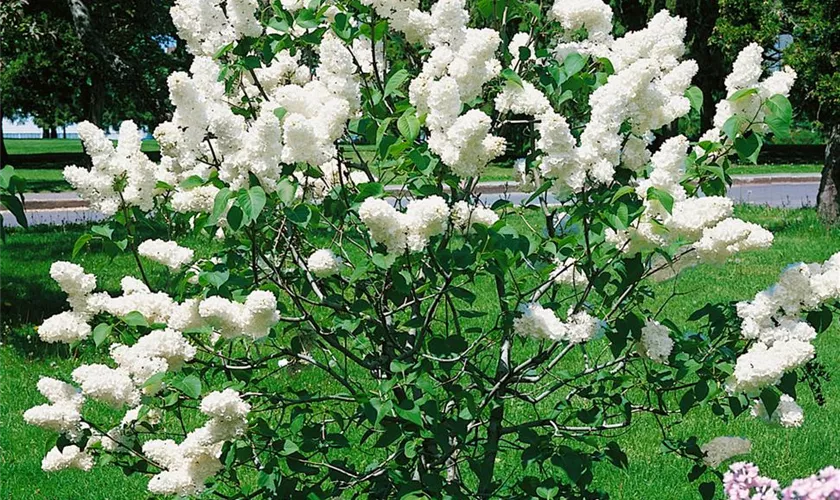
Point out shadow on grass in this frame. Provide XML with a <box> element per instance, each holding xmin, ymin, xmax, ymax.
<box><xmin>1</xmin><ymin>226</ymin><xmax>98</xmax><ymax>361</ymax></box>
<box><xmin>24</xmin><ymin>180</ymin><xmax>73</xmax><ymax>193</ymax></box>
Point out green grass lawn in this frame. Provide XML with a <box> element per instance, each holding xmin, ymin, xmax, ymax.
<box><xmin>12</xmin><ymin>169</ymin><xmax>72</xmax><ymax>193</ymax></box>
<box><xmin>727</xmin><ymin>163</ymin><xmax>822</xmax><ymax>176</ymax></box>
<box><xmin>1</xmin><ymin>206</ymin><xmax>838</xmax><ymax>498</ymax></box>
<box><xmin>5</xmin><ymin>138</ymin><xmax>160</xmax><ymax>155</ymax></box>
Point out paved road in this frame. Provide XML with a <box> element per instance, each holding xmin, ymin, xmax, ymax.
<box><xmin>483</xmin><ymin>181</ymin><xmax>820</xmax><ymax>209</ymax></box>
<box><xmin>727</xmin><ymin>182</ymin><xmax>819</xmax><ymax>208</ymax></box>
<box><xmin>1</xmin><ymin>181</ymin><xmax>821</xmax><ymax>228</ymax></box>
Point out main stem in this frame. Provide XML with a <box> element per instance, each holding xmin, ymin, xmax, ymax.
<box><xmin>119</xmin><ymin>194</ymin><xmax>151</xmax><ymax>287</ymax></box>
<box><xmin>478</xmin><ymin>275</ymin><xmax>512</xmax><ymax>497</ymax></box>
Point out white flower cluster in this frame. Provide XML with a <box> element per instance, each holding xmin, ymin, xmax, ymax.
<box><xmin>41</xmin><ymin>445</ymin><xmax>94</xmax><ymax>473</ymax></box>
<box><xmin>604</xmin><ymin>135</ymin><xmax>771</xmax><ymax>264</ymax></box>
<box><xmin>110</xmin><ymin>328</ymin><xmax>197</xmax><ymax>387</ymax></box>
<box><xmin>693</xmin><ymin>218</ymin><xmax>774</xmax><ymax>263</ymax></box>
<box><xmin>701</xmin><ymin>436</ymin><xmax>752</xmax><ymax>467</ymax></box>
<box><xmin>700</xmin><ymin>43</ymin><xmax>797</xmax><ymax>145</ymax></box>
<box><xmin>514</xmin><ymin>303</ymin><xmax>600</xmax><ymax>344</ymax></box>
<box><xmin>375</xmin><ymin>0</ymin><xmax>506</xmax><ymax>177</ymax></box>
<box><xmin>170</xmin><ymin>0</ymin><xmax>261</xmax><ymax>57</ymax></box>
<box><xmin>23</xmin><ymin>378</ymin><xmax>84</xmax><ymax>436</ymax></box>
<box><xmin>307</xmin><ymin>249</ymin><xmax>343</xmax><ymax>278</ymax></box>
<box><xmin>639</xmin><ymin>319</ymin><xmax>673</xmax><ymax>363</ymax></box>
<box><xmin>551</xmin><ymin>258</ymin><xmax>588</xmax><ymax>287</ymax></box>
<box><xmin>451</xmin><ymin>201</ymin><xmax>499</xmax><ymax>233</ymax></box>
<box><xmin>751</xmin><ymin>394</ymin><xmax>805</xmax><ymax>428</ymax></box>
<box><xmin>43</xmin><ymin>259</ymin><xmax>281</xmax><ymax>345</ymax></box>
<box><xmin>64</xmin><ymin>121</ymin><xmax>168</xmax><ymax>216</ymax></box>
<box><xmin>489</xmin><ymin>4</ymin><xmax>700</xmax><ymax>196</ymax></box>
<box><xmin>38</xmin><ymin>262</ymin><xmax>98</xmax><ymax>344</ymax></box>
<box><xmin>198</xmin><ymin>290</ymin><xmax>280</xmax><ymax>339</ymax></box>
<box><xmin>550</xmin><ymin>0</ymin><xmax>613</xmax><ymax>42</ymax></box>
<box><xmin>728</xmin><ymin>253</ymin><xmax>840</xmax><ymax>394</ymax></box>
<box><xmin>144</xmin><ymin>390</ymin><xmax>250</xmax><ymax>496</ymax></box>
<box><xmin>553</xmin><ymin>7</ymin><xmax>696</xmax><ymax>192</ymax></box>
<box><xmin>71</xmin><ymin>364</ymin><xmax>141</xmax><ymax>407</ymax></box>
<box><xmin>138</xmin><ymin>239</ymin><xmax>195</xmax><ymax>271</ymax></box>
<box><xmin>359</xmin><ymin>196</ymin><xmax>450</xmax><ymax>253</ymax></box>
<box><xmin>147</xmin><ymin>0</ymin><xmax>362</xmax><ymax>206</ymax></box>
<box><xmin>727</xmin><ymin>340</ymin><xmax>815</xmax><ymax>396</ymax></box>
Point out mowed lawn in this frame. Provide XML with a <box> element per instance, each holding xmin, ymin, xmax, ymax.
<box><xmin>5</xmin><ymin>138</ymin><xmax>160</xmax><ymax>155</ymax></box>
<box><xmin>1</xmin><ymin>206</ymin><xmax>838</xmax><ymax>498</ymax></box>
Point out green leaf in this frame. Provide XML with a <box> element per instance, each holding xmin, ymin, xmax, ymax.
<box><xmin>286</xmin><ymin>204</ymin><xmax>312</xmax><ymax>226</ymax></box>
<box><xmin>123</xmin><ymin>311</ymin><xmax>149</xmax><ymax>327</ymax></box>
<box><xmin>397</xmin><ymin>109</ymin><xmax>420</xmax><ymax>142</ymax></box>
<box><xmin>729</xmin><ymin>88</ymin><xmax>758</xmax><ymax>102</ymax></box>
<box><xmin>332</xmin><ymin>12</ymin><xmax>352</xmax><ymax>40</ymax></box>
<box><xmin>1</xmin><ymin>194</ymin><xmax>27</xmax><ymax>228</ymax></box>
<box><xmin>384</xmin><ymin>69</ymin><xmax>410</xmax><ymax>97</ymax></box>
<box><xmin>722</xmin><ymin>115</ymin><xmax>747</xmax><ymax>140</ymax></box>
<box><xmin>647</xmin><ymin>187</ymin><xmax>675</xmax><ymax>214</ymax></box>
<box><xmin>295</xmin><ymin>9</ymin><xmax>319</xmax><ymax>29</ymax></box>
<box><xmin>450</xmin><ymin>287</ymin><xmax>476</xmax><ymax>305</ymax></box>
<box><xmin>275</xmin><ymin>178</ymin><xmax>297</xmax><ymax>206</ymax></box>
<box><xmin>699</xmin><ymin>482</ymin><xmax>716</xmax><ymax>500</ymax></box>
<box><xmin>273</xmin><ymin>106</ymin><xmax>287</xmax><ymax>121</ymax></box>
<box><xmin>91</xmin><ymin>225</ymin><xmax>114</xmax><ymax>240</ymax></box>
<box><xmin>524</xmin><ymin>180</ymin><xmax>553</xmax><ymax>206</ymax></box>
<box><xmin>394</xmin><ymin>401</ymin><xmax>424</xmax><ymax>427</ymax></box>
<box><xmin>354</xmin><ymin>182</ymin><xmax>384</xmax><ymax>202</ymax></box>
<box><xmin>201</xmin><ymin>269</ymin><xmax>230</xmax><ymax>289</ymax></box>
<box><xmin>369</xmin><ymin>398</ymin><xmax>392</xmax><ymax>426</ymax></box>
<box><xmin>604</xmin><ymin>442</ymin><xmax>629</xmax><ymax>469</ymax></box>
<box><xmin>92</xmin><ymin>324</ymin><xmax>112</xmax><ymax>347</ymax></box>
<box><xmin>563</xmin><ymin>53</ymin><xmax>586</xmax><ymax>77</ymax></box>
<box><xmin>179</xmin><ymin>175</ymin><xmax>205</xmax><ymax>189</ymax></box>
<box><xmin>686</xmin><ymin>86</ymin><xmax>703</xmax><ymax>113</ymax></box>
<box><xmin>72</xmin><ymin>234</ymin><xmax>93</xmax><ymax>259</ymax></box>
<box><xmin>143</xmin><ymin>372</ymin><xmax>166</xmax><ymax>389</ymax></box>
<box><xmin>806</xmin><ymin>306</ymin><xmax>833</xmax><ymax>333</ymax></box>
<box><xmin>734</xmin><ymin>133</ymin><xmax>763</xmax><ymax>164</ymax></box>
<box><xmin>500</xmin><ymin>68</ymin><xmax>523</xmax><ymax>88</ymax></box>
<box><xmin>181</xmin><ymin>375</ymin><xmax>202</xmax><ymax>399</ymax></box>
<box><xmin>611</xmin><ymin>185</ymin><xmax>636</xmax><ymax>203</ymax></box>
<box><xmin>279</xmin><ymin>439</ymin><xmax>299</xmax><ymax>456</ymax></box>
<box><xmin>227</xmin><ymin>205</ymin><xmax>244</xmax><ymax>231</ymax></box>
<box><xmin>209</xmin><ymin>188</ymin><xmax>232</xmax><ymax>225</ymax></box>
<box><xmin>0</xmin><ymin>166</ymin><xmax>16</xmax><ymax>190</ymax></box>
<box><xmin>760</xmin><ymin>387</ymin><xmax>781</xmax><ymax>417</ymax></box>
<box><xmin>764</xmin><ymin>94</ymin><xmax>792</xmax><ymax>139</ymax></box>
<box><xmin>238</xmin><ymin>186</ymin><xmax>267</xmax><ymax>223</ymax></box>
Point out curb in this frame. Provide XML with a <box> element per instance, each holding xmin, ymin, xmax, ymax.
<box><xmin>7</xmin><ymin>175</ymin><xmax>822</xmax><ymax>211</ymax></box>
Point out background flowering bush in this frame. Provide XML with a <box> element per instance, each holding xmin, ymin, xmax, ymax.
<box><xmin>23</xmin><ymin>0</ymin><xmax>839</xmax><ymax>498</ymax></box>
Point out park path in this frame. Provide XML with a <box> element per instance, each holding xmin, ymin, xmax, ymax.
<box><xmin>1</xmin><ymin>174</ymin><xmax>822</xmax><ymax>228</ymax></box>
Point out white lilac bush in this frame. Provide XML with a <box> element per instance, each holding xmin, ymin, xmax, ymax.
<box><xmin>24</xmin><ymin>0</ymin><xmax>840</xmax><ymax>497</ymax></box>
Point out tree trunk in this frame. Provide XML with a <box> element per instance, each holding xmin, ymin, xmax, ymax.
<box><xmin>0</xmin><ymin>102</ymin><xmax>8</xmax><ymax>167</ymax></box>
<box><xmin>89</xmin><ymin>76</ymin><xmax>105</xmax><ymax>126</ymax></box>
<box><xmin>817</xmin><ymin>125</ymin><xmax>840</xmax><ymax>222</ymax></box>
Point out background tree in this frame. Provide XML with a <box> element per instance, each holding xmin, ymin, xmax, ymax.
<box><xmin>778</xmin><ymin>0</ymin><xmax>840</xmax><ymax>221</ymax></box>
<box><xmin>0</xmin><ymin>0</ymin><xmax>189</xmax><ymax>159</ymax></box>
<box><xmin>711</xmin><ymin>0</ymin><xmax>840</xmax><ymax>220</ymax></box>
